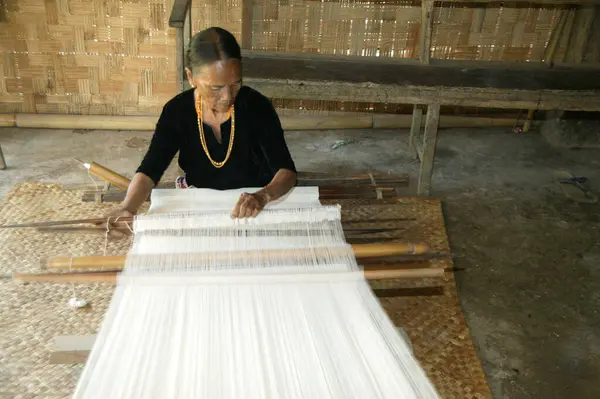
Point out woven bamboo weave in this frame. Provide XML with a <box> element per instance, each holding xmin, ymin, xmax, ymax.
<box><xmin>0</xmin><ymin>182</ymin><xmax>491</xmax><ymax>398</ymax></box>
<box><xmin>1</xmin><ymin>1</ymin><xmax>595</xmax><ymax>117</ymax></box>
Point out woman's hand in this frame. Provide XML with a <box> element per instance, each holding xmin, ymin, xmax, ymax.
<box><xmin>98</xmin><ymin>205</ymin><xmax>136</xmax><ymax>238</ymax></box>
<box><xmin>231</xmin><ymin>191</ymin><xmax>269</xmax><ymax>218</ymax></box>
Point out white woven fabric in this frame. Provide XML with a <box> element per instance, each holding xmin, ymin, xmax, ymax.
<box><xmin>73</xmin><ymin>188</ymin><xmax>439</xmax><ymax>399</ymax></box>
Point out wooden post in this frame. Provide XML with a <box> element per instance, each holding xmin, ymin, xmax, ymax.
<box><xmin>420</xmin><ymin>0</ymin><xmax>434</xmax><ymax>64</ymax></box>
<box><xmin>241</xmin><ymin>0</ymin><xmax>254</xmax><ymax>49</ymax></box>
<box><xmin>543</xmin><ymin>9</ymin><xmax>569</xmax><ymax>64</ymax></box>
<box><xmin>175</xmin><ymin>28</ymin><xmax>185</xmax><ymax>92</ymax></box>
<box><xmin>408</xmin><ymin>105</ymin><xmax>423</xmax><ymax>159</ymax></box>
<box><xmin>565</xmin><ymin>6</ymin><xmax>596</xmax><ymax>64</ymax></box>
<box><xmin>168</xmin><ymin>0</ymin><xmax>191</xmax><ymax>93</ymax></box>
<box><xmin>522</xmin><ymin>109</ymin><xmax>535</xmax><ymax>133</ymax></box>
<box><xmin>0</xmin><ymin>145</ymin><xmax>6</xmax><ymax>170</ymax></box>
<box><xmin>182</xmin><ymin>1</ymin><xmax>192</xmax><ymax>91</ymax></box>
<box><xmin>417</xmin><ymin>104</ymin><xmax>440</xmax><ymax>196</ymax></box>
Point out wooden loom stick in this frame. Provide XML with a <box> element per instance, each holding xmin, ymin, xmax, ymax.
<box><xmin>74</xmin><ymin>159</ymin><xmax>131</xmax><ymax>190</ymax></box>
<box><xmin>1</xmin><ymin>217</ymin><xmax>134</xmax><ymax>229</ymax></box>
<box><xmin>80</xmin><ymin>186</ymin><xmax>398</xmax><ymax>203</ymax></box>
<box><xmin>15</xmin><ymin>266</ymin><xmax>444</xmax><ymax>285</ymax></box>
<box><xmin>45</xmin><ymin>243</ymin><xmax>431</xmax><ymax>271</ymax></box>
<box><xmin>3</xmin><ymin>215</ymin><xmax>416</xmax><ymax>229</ymax></box>
<box><xmin>63</xmin><ymin>169</ymin><xmax>409</xmax><ymax>190</ymax></box>
<box><xmin>35</xmin><ymin>226</ymin><xmax>406</xmax><ymax>235</ymax></box>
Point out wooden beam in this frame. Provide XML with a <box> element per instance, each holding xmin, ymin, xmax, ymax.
<box><xmin>420</xmin><ymin>0</ymin><xmax>434</xmax><ymax>64</ymax></box>
<box><xmin>565</xmin><ymin>6</ymin><xmax>596</xmax><ymax>64</ymax></box>
<box><xmin>408</xmin><ymin>105</ymin><xmax>423</xmax><ymax>159</ymax></box>
<box><xmin>241</xmin><ymin>0</ymin><xmax>254</xmax><ymax>49</ymax></box>
<box><xmin>417</xmin><ymin>104</ymin><xmax>440</xmax><ymax>196</ymax></box>
<box><xmin>168</xmin><ymin>0</ymin><xmax>191</xmax><ymax>28</ymax></box>
<box><xmin>245</xmin><ymin>78</ymin><xmax>600</xmax><ymax>111</ymax></box>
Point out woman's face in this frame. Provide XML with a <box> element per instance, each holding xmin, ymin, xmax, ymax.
<box><xmin>187</xmin><ymin>59</ymin><xmax>242</xmax><ymax>113</ymax></box>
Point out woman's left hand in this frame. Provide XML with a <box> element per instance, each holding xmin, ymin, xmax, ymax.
<box><xmin>231</xmin><ymin>191</ymin><xmax>269</xmax><ymax>218</ymax></box>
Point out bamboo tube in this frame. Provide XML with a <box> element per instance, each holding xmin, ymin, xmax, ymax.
<box><xmin>75</xmin><ymin>159</ymin><xmax>131</xmax><ymax>190</ymax></box>
<box><xmin>15</xmin><ymin>114</ymin><xmax>158</xmax><ymax>130</ymax></box>
<box><xmin>46</xmin><ymin>255</ymin><xmax>128</xmax><ymax>270</ymax></box>
<box><xmin>46</xmin><ymin>243</ymin><xmax>431</xmax><ymax>271</ymax></box>
<box><xmin>14</xmin><ymin>266</ymin><xmax>443</xmax><ymax>285</ymax></box>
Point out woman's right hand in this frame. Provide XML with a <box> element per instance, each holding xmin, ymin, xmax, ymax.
<box><xmin>100</xmin><ymin>205</ymin><xmax>136</xmax><ymax>238</ymax></box>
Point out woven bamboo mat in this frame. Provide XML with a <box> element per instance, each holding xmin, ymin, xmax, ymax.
<box><xmin>0</xmin><ymin>182</ymin><xmax>491</xmax><ymax>398</ymax></box>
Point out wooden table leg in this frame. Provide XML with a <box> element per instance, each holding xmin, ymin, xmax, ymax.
<box><xmin>408</xmin><ymin>105</ymin><xmax>423</xmax><ymax>159</ymax></box>
<box><xmin>416</xmin><ymin>104</ymin><xmax>440</xmax><ymax>196</ymax></box>
<box><xmin>0</xmin><ymin>145</ymin><xmax>6</xmax><ymax>170</ymax></box>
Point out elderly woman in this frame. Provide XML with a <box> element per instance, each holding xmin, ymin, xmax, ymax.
<box><xmin>110</xmin><ymin>27</ymin><xmax>297</xmax><ymax>219</ymax></box>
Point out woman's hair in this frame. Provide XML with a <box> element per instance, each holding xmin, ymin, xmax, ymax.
<box><xmin>186</xmin><ymin>27</ymin><xmax>242</xmax><ymax>72</ymax></box>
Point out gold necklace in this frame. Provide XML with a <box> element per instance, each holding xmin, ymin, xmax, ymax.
<box><xmin>195</xmin><ymin>94</ymin><xmax>235</xmax><ymax>168</ymax></box>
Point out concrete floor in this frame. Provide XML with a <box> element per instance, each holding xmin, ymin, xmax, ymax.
<box><xmin>1</xmin><ymin>125</ymin><xmax>599</xmax><ymax>398</ymax></box>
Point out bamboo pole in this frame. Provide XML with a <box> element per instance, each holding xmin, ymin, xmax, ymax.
<box><xmin>0</xmin><ymin>113</ymin><xmax>15</xmax><ymax>127</ymax></box>
<box><xmin>1</xmin><ymin>112</ymin><xmax>526</xmax><ymax>132</ymax></box>
<box><xmin>45</xmin><ymin>243</ymin><xmax>431</xmax><ymax>271</ymax></box>
<box><xmin>15</xmin><ymin>265</ymin><xmax>444</xmax><ymax>285</ymax></box>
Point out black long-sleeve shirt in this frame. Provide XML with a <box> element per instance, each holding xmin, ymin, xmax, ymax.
<box><xmin>136</xmin><ymin>86</ymin><xmax>296</xmax><ymax>190</ymax></box>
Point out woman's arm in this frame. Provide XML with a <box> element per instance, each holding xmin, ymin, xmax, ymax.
<box><xmin>111</xmin><ymin>173</ymin><xmax>156</xmax><ymax>215</ymax></box>
<box><xmin>107</xmin><ymin>102</ymin><xmax>179</xmax><ymax>217</ymax></box>
<box><xmin>231</xmin><ymin>91</ymin><xmax>298</xmax><ymax>218</ymax></box>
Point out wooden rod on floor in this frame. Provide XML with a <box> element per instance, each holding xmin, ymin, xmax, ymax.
<box><xmin>45</xmin><ymin>243</ymin><xmax>431</xmax><ymax>271</ymax></box>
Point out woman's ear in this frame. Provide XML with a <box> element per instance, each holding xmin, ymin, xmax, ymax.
<box><xmin>185</xmin><ymin>67</ymin><xmax>194</xmax><ymax>88</ymax></box>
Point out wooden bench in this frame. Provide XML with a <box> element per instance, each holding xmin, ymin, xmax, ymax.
<box><xmin>241</xmin><ymin>53</ymin><xmax>600</xmax><ymax>195</ymax></box>
<box><xmin>169</xmin><ymin>0</ymin><xmax>600</xmax><ymax>196</ymax></box>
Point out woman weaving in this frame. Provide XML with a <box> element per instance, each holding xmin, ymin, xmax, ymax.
<box><xmin>110</xmin><ymin>27</ymin><xmax>297</xmax><ymax>219</ymax></box>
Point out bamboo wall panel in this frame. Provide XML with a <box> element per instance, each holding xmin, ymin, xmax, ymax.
<box><xmin>0</xmin><ymin>0</ymin><xmax>178</xmax><ymax>115</ymax></box>
<box><xmin>191</xmin><ymin>1</ymin><xmax>577</xmax><ymax>62</ymax></box>
<box><xmin>0</xmin><ymin>1</ymin><xmax>598</xmax><ymax>116</ymax></box>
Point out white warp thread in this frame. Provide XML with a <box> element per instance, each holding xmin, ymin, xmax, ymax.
<box><xmin>73</xmin><ymin>188</ymin><xmax>439</xmax><ymax>399</ymax></box>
